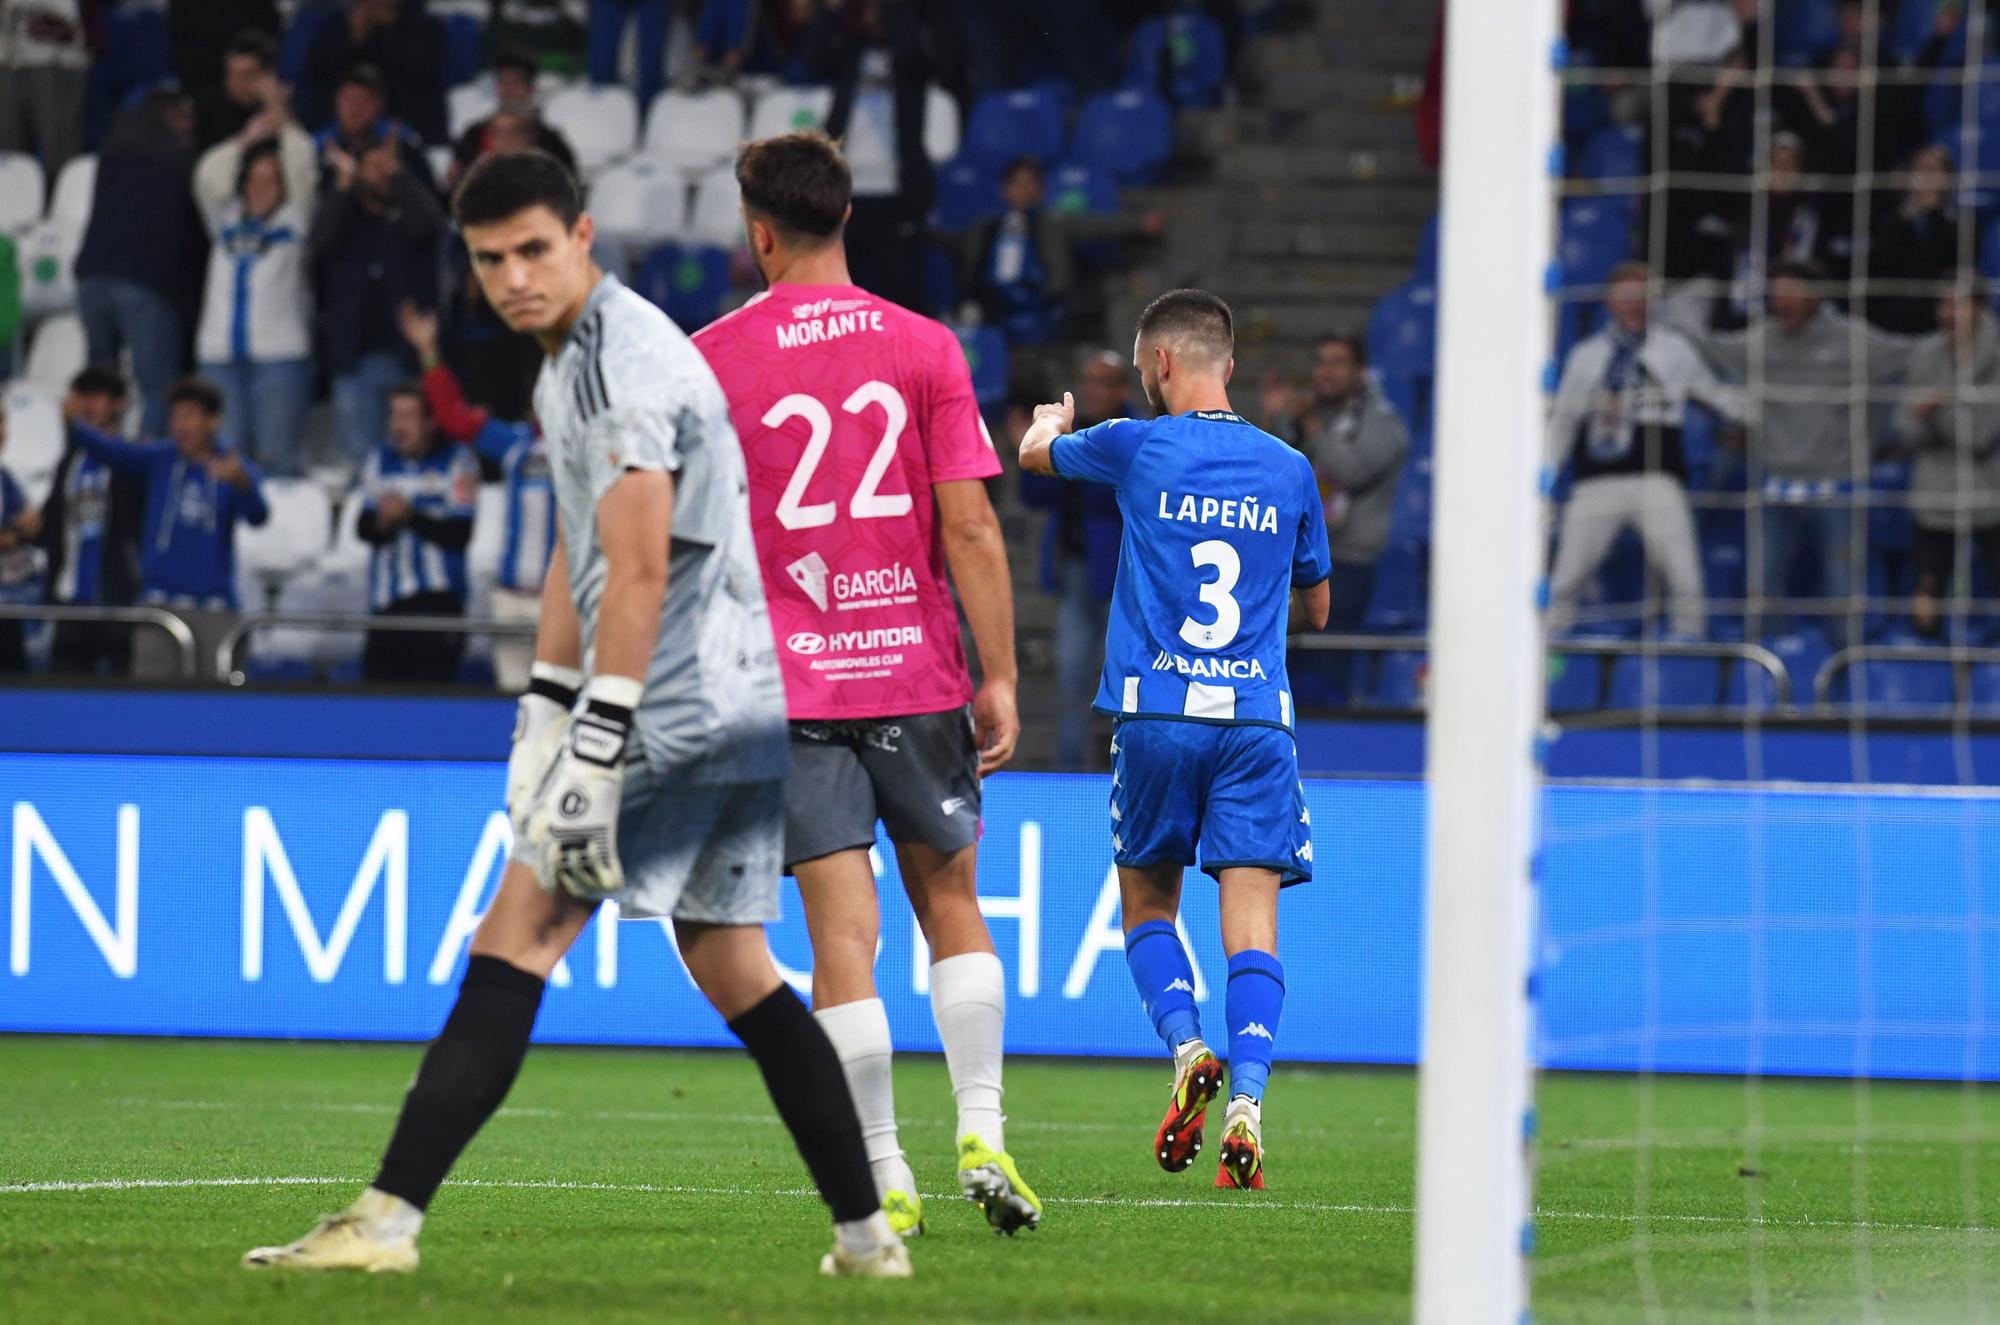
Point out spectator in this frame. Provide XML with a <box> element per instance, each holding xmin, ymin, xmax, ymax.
<box><xmin>74</xmin><ymin>88</ymin><xmax>207</xmax><ymax>437</ymax></box>
<box><xmin>0</xmin><ymin>0</ymin><xmax>90</xmax><ymax>175</ymax></box>
<box><xmin>312</xmin><ymin>130</ymin><xmax>446</xmax><ymax>473</ymax></box>
<box><xmin>357</xmin><ymin>383</ymin><xmax>479</xmax><ymax>685</ymax></box>
<box><xmin>193</xmin><ymin>136</ymin><xmax>316</xmax><ymax>478</ymax></box>
<box><xmin>67</xmin><ymin>376</ymin><xmax>269</xmax><ymax>681</ymax></box>
<box><xmin>313</xmin><ymin>62</ymin><xmax>432</xmax><ymax>189</ymax></box>
<box><xmin>1865</xmin><ymin>143</ymin><xmax>1958</xmax><ymax>337</ymax></box>
<box><xmin>691</xmin><ymin>0</ymin><xmax>754</xmax><ymax>81</ymax></box>
<box><xmin>1018</xmin><ymin>348</ymin><xmax>1130</xmax><ymax>768</ymax></box>
<box><xmin>33</xmin><ymin>366</ymin><xmax>145</xmax><ymax>676</ymax></box>
<box><xmin>401</xmin><ymin>301</ymin><xmax>549</xmax><ymax>690</ymax></box>
<box><xmin>1265</xmin><ymin>334</ymin><xmax>1413</xmax><ymax>634</ymax></box>
<box><xmin>1755</xmin><ymin>132</ymin><xmax>1850</xmax><ymax>276</ymax></box>
<box><xmin>170</xmin><ymin>0</ymin><xmax>282</xmax><ymax>107</ymax></box>
<box><xmin>449</xmin><ymin>48</ymin><xmax>576</xmax><ymax>184</ymax></box>
<box><xmin>1895</xmin><ymin>275</ymin><xmax>2000</xmax><ymax>637</ymax></box>
<box><xmin>302</xmin><ymin>0</ymin><xmax>446</xmax><ymax>146</ymax></box>
<box><xmin>190</xmin><ymin>27</ymin><xmax>285</xmax><ymax>149</ymax></box>
<box><xmin>0</xmin><ymin>396</ymin><xmax>42</xmax><ymax>671</ymax></box>
<box><xmin>1679</xmin><ymin>260</ymin><xmax>1913</xmax><ymax>644</ymax></box>
<box><xmin>1655</xmin><ymin>63</ymin><xmax>1754</xmax><ymax>284</ymax></box>
<box><xmin>586</xmin><ymin>0</ymin><xmax>670</xmax><ymax>110</ymax></box>
<box><xmin>1546</xmin><ymin>263</ymin><xmax>1744</xmax><ymax>638</ymax></box>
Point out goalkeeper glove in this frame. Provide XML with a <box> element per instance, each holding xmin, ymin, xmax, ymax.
<box><xmin>530</xmin><ymin>674</ymin><xmax>642</xmax><ymax>901</ymax></box>
<box><xmin>507</xmin><ymin>662</ymin><xmax>580</xmax><ymax>849</ymax></box>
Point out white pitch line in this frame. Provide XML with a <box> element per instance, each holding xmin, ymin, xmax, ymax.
<box><xmin>3</xmin><ymin>1175</ymin><xmax>1998</xmax><ymax>1236</ymax></box>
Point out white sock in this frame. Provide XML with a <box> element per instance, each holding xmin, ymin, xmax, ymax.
<box><xmin>813</xmin><ymin>998</ymin><xmax>915</xmax><ymax>1198</ymax></box>
<box><xmin>834</xmin><ymin>1209</ymin><xmax>896</xmax><ymax>1256</ymax></box>
<box><xmin>354</xmin><ymin>1187</ymin><xmax>424</xmax><ymax>1241</ymax></box>
<box><xmin>929</xmin><ymin>950</ymin><xmax>1007</xmax><ymax>1151</ymax></box>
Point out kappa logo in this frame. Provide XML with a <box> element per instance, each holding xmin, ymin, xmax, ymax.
<box><xmin>786</xmin><ymin>631</ymin><xmax>827</xmax><ymax>655</ymax></box>
<box><xmin>1295</xmin><ymin>841</ymin><xmax>1314</xmax><ymax>862</ymax></box>
<box><xmin>1237</xmin><ymin>1022</ymin><xmax>1274</xmax><ymax>1041</ymax></box>
<box><xmin>1164</xmin><ymin>978</ymin><xmax>1194</xmax><ymax>995</ymax></box>
<box><xmin>940</xmin><ymin>796</ymin><xmax>967</xmax><ymax>816</ymax></box>
<box><xmin>785</xmin><ymin>552</ymin><xmax>831</xmax><ymax>612</ymax></box>
<box><xmin>1299</xmin><ymin>805</ymin><xmax>1311</xmax><ymax>826</ymax></box>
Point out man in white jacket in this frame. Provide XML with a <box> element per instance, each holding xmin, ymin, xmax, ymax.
<box><xmin>1547</xmin><ymin>261</ymin><xmax>1745</xmax><ymax>637</ymax></box>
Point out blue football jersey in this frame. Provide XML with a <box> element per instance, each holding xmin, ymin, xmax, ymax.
<box><xmin>1051</xmin><ymin>409</ymin><xmax>1332</xmax><ymax>729</ymax></box>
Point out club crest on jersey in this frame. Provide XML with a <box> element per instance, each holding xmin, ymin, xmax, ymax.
<box><xmin>1150</xmin><ymin>649</ymin><xmax>1267</xmax><ymax>680</ymax></box>
<box><xmin>786</xmin><ymin>551</ymin><xmax>831</xmax><ymax>611</ymax></box>
<box><xmin>1157</xmin><ymin>491</ymin><xmax>1282</xmax><ymax>534</ymax></box>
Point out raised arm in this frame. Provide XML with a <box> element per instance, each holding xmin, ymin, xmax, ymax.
<box><xmin>68</xmin><ymin>421</ymin><xmax>162</xmax><ymax>476</ymax></box>
<box><xmin>1017</xmin><ymin>392</ymin><xmax>1074</xmax><ymax>476</ymax></box>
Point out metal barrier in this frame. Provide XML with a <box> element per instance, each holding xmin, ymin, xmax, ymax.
<box><xmin>0</xmin><ymin>603</ymin><xmax>199</xmax><ymax>679</ymax></box>
<box><xmin>216</xmin><ymin>612</ymin><xmax>540</xmax><ymax>683</ymax></box>
<box><xmin>1812</xmin><ymin>644</ymin><xmax>2000</xmax><ymax>708</ymax></box>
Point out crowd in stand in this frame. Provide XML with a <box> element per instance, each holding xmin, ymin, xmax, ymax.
<box><xmin>0</xmin><ymin>0</ymin><xmax>1240</xmax><ymax>690</ymax></box>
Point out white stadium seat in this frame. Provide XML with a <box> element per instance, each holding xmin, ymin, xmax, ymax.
<box><xmin>587</xmin><ymin>156</ymin><xmax>689</xmax><ymax>256</ymax></box>
<box><xmin>747</xmin><ymin>85</ymin><xmax>832</xmax><ymax>142</ymax></box>
<box><xmin>16</xmin><ymin>218</ymin><xmax>82</xmax><ymax>316</ymax></box>
<box><xmin>684</xmin><ymin>164</ymin><xmax>744</xmax><ymax>248</ymax></box>
<box><xmin>237</xmin><ymin>478</ymin><xmax>334</xmax><ymax>582</ymax></box>
<box><xmin>466</xmin><ymin>481</ymin><xmax>509</xmax><ymax>606</ymax></box>
<box><xmin>47</xmin><ymin>154</ymin><xmax>95</xmax><ymax>225</ymax></box>
<box><xmin>924</xmin><ymin>84</ymin><xmax>961</xmax><ymax>163</ymax></box>
<box><xmin>543</xmin><ymin>84</ymin><xmax>640</xmax><ymax>179</ymax></box>
<box><xmin>24</xmin><ymin>313</ymin><xmax>86</xmax><ymax>395</ymax></box>
<box><xmin>1</xmin><ymin>380</ymin><xmax>65</xmax><ymax>508</ymax></box>
<box><xmin>0</xmin><ymin>152</ymin><xmax>47</xmax><ymax>233</ymax></box>
<box><xmin>642</xmin><ymin>86</ymin><xmax>746</xmax><ymax>176</ymax></box>
<box><xmin>448</xmin><ymin>80</ymin><xmax>498</xmax><ymax>140</ymax></box>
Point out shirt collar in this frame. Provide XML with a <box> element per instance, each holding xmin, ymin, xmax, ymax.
<box><xmin>564</xmin><ymin>273</ymin><xmax>623</xmax><ymax>351</ymax></box>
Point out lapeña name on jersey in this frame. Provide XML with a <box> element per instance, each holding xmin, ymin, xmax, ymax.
<box><xmin>1150</xmin><ymin>649</ymin><xmax>1268</xmax><ymax>680</ymax></box>
<box><xmin>1156</xmin><ymin>491</ymin><xmax>1282</xmax><ymax>535</ymax></box>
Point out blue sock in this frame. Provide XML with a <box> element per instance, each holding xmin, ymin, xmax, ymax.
<box><xmin>1124</xmin><ymin>920</ymin><xmax>1201</xmax><ymax>1051</ymax></box>
<box><xmin>1225</xmin><ymin>950</ymin><xmax>1285</xmax><ymax>1103</ymax></box>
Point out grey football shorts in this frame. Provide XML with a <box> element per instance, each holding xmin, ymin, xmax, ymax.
<box><xmin>510</xmin><ymin>759</ymin><xmax>784</xmax><ymax>924</ymax></box>
<box><xmin>782</xmin><ymin>705</ymin><xmax>982</xmax><ymax>870</ymax></box>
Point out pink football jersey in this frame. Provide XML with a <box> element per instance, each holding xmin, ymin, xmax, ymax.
<box><xmin>693</xmin><ymin>283</ymin><xmax>1001</xmax><ymax>720</ymax></box>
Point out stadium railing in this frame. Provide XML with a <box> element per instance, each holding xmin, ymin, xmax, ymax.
<box><xmin>0</xmin><ymin>602</ymin><xmax>198</xmax><ymax>678</ymax></box>
<box><xmin>215</xmin><ymin>612</ymin><xmax>539</xmax><ymax>682</ymax></box>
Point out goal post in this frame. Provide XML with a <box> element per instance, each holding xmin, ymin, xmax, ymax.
<box><xmin>1414</xmin><ymin>1</ymin><xmax>1560</xmax><ymax>1321</ymax></box>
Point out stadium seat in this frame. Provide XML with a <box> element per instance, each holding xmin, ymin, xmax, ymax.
<box><xmin>924</xmin><ymin>84</ymin><xmax>962</xmax><ymax>163</ymax></box>
<box><xmin>0</xmin><ymin>153</ymin><xmax>47</xmax><ymax>233</ymax></box>
<box><xmin>1759</xmin><ymin>629</ymin><xmax>1832</xmax><ymax>706</ymax></box>
<box><xmin>16</xmin><ymin>218</ymin><xmax>81</xmax><ymax>316</ymax></box>
<box><xmin>1562</xmin><ymin>79</ymin><xmax>1612</xmax><ymax>156</ymax></box>
<box><xmin>1413</xmin><ymin>211</ymin><xmax>1441</xmax><ymax>287</ymax></box>
<box><xmin>1773</xmin><ymin>0</ymin><xmax>1840</xmax><ymax>64</ymax></box>
<box><xmin>1887</xmin><ymin>0</ymin><xmax>1946</xmax><ymax>63</ymax></box>
<box><xmin>953</xmin><ymin>323</ymin><xmax>1009</xmax><ymax>410</ymax></box>
<box><xmin>641</xmin><ymin>86</ymin><xmax>747</xmax><ymax>176</ymax></box>
<box><xmin>1125</xmin><ymin>12</ymin><xmax>1229</xmax><ymax>107</ymax></box>
<box><xmin>442</xmin><ymin>14</ymin><xmax>486</xmax><ymax>86</ymax></box>
<box><xmin>1369</xmin><ymin>650</ymin><xmax>1428</xmax><ymax>709</ymax></box>
<box><xmin>23</xmin><ymin>313</ymin><xmax>85</xmax><ymax>394</ymax></box>
<box><xmin>633</xmin><ymin>243</ymin><xmax>732</xmax><ymax>331</ymax></box>
<box><xmin>1367</xmin><ymin>279</ymin><xmax>1437</xmax><ymax>380</ymax></box>
<box><xmin>1067</xmin><ymin>89</ymin><xmax>1173</xmax><ymax>185</ymax></box>
<box><xmin>1606</xmin><ymin>654</ymin><xmax>1720</xmax><ymax>710</ymax></box>
<box><xmin>747</xmin><ymin>85</ymin><xmax>833</xmax><ymax>141</ymax></box>
<box><xmin>1363</xmin><ymin>540</ymin><xmax>1428</xmax><ymax>631</ymax></box>
<box><xmin>685</xmin><ymin>165</ymin><xmax>745</xmax><ymax>248</ymax></box>
<box><xmin>448</xmin><ymin>80</ymin><xmax>499</xmax><ymax>140</ymax></box>
<box><xmin>1546</xmin><ymin>650</ymin><xmax>1602</xmax><ymax>711</ymax></box>
<box><xmin>46</xmin><ymin>154</ymin><xmax>94</xmax><ymax>226</ymax></box>
<box><xmin>237</xmin><ymin>479</ymin><xmax>334</xmax><ymax>592</ymax></box>
<box><xmin>1556</xmin><ymin>196</ymin><xmax>1633</xmax><ymax>359</ymax></box>
<box><xmin>587</xmin><ymin>156</ymin><xmax>690</xmax><ymax>260</ymax></box>
<box><xmin>277</xmin><ymin>4</ymin><xmax>333</xmax><ymax>87</ymax></box>
<box><xmin>964</xmin><ymin>87</ymin><xmax>1067</xmax><ymax>167</ymax></box>
<box><xmin>1970</xmin><ymin>663</ymin><xmax>2000</xmax><ymax>711</ymax></box>
<box><xmin>466</xmin><ymin>481</ymin><xmax>509</xmax><ymax>603</ymax></box>
<box><xmin>0</xmin><ymin>380</ymin><xmax>64</xmax><ymax>506</ymax></box>
<box><xmin>1386</xmin><ymin>454</ymin><xmax>1433</xmax><ymax>545</ymax></box>
<box><xmin>542</xmin><ymin>85</ymin><xmax>640</xmax><ymax>179</ymax></box>
<box><xmin>1049</xmin><ymin>161</ymin><xmax>1118</xmax><ymax>216</ymax></box>
<box><xmin>933</xmin><ymin>155</ymin><xmax>1002</xmax><ymax>231</ymax></box>
<box><xmin>1851</xmin><ymin>657</ymin><xmax>1957</xmax><ymax>712</ymax></box>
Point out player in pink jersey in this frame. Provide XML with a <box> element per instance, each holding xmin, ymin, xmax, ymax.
<box><xmin>693</xmin><ymin>132</ymin><xmax>1038</xmax><ymax>1239</ymax></box>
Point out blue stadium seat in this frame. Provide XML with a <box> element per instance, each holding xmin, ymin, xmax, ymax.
<box><xmin>443</xmin><ymin>15</ymin><xmax>487</xmax><ymax>87</ymax></box>
<box><xmin>278</xmin><ymin>5</ymin><xmax>334</xmax><ymax>89</ymax></box>
<box><xmin>632</xmin><ymin>244</ymin><xmax>732</xmax><ymax>332</ymax></box>
<box><xmin>1563</xmin><ymin>80</ymin><xmax>1612</xmax><ymax>157</ymax></box>
<box><xmin>919</xmin><ymin>242</ymin><xmax>959</xmax><ymax>317</ymax></box>
<box><xmin>1413</xmin><ymin>211</ymin><xmax>1441</xmax><ymax>288</ymax></box>
<box><xmin>1556</xmin><ymin>196</ymin><xmax>1633</xmax><ymax>361</ymax></box>
<box><xmin>1125</xmin><ymin>13</ymin><xmax>1228</xmax><ymax>108</ymax></box>
<box><xmin>933</xmin><ymin>155</ymin><xmax>1002</xmax><ymax>231</ymax></box>
<box><xmin>1048</xmin><ymin>161</ymin><xmax>1118</xmax><ymax>216</ymax></box>
<box><xmin>1367</xmin><ymin>279</ymin><xmax>1437</xmax><ymax>380</ymax></box>
<box><xmin>1576</xmin><ymin>124</ymin><xmax>1643</xmax><ymax>187</ymax></box>
<box><xmin>1387</xmin><ymin>453</ymin><xmax>1432</xmax><ymax>545</ymax></box>
<box><xmin>1887</xmin><ymin>0</ymin><xmax>1948</xmax><ymax>63</ymax></box>
<box><xmin>954</xmin><ymin>324</ymin><xmax>1009</xmax><ymax>409</ymax></box>
<box><xmin>1971</xmin><ymin>663</ymin><xmax>2000</xmax><ymax>711</ymax></box>
<box><xmin>964</xmin><ymin>87</ymin><xmax>1067</xmax><ymax>167</ymax></box>
<box><xmin>1363</xmin><ymin>540</ymin><xmax>1428</xmax><ymax>631</ymax></box>
<box><xmin>1773</xmin><ymin>0</ymin><xmax>1840</xmax><ymax>64</ymax></box>
<box><xmin>1369</xmin><ymin>650</ymin><xmax>1428</xmax><ymax>709</ymax></box>
<box><xmin>1983</xmin><ymin>213</ymin><xmax>2000</xmax><ymax>284</ymax></box>
<box><xmin>1546</xmin><ymin>651</ymin><xmax>1602</xmax><ymax>712</ymax></box>
<box><xmin>1068</xmin><ymin>89</ymin><xmax>1174</xmax><ymax>185</ymax></box>
<box><xmin>1759</xmin><ymin>629</ymin><xmax>1831</xmax><ymax>705</ymax></box>
<box><xmin>1724</xmin><ymin>656</ymin><xmax>1784</xmax><ymax>710</ymax></box>
<box><xmin>1606</xmin><ymin>654</ymin><xmax>1720</xmax><ymax>710</ymax></box>
<box><xmin>1851</xmin><ymin>658</ymin><xmax>1957</xmax><ymax>712</ymax></box>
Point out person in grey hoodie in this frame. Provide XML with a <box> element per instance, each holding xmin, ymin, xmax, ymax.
<box><xmin>1677</xmin><ymin>258</ymin><xmax>1913</xmax><ymax>645</ymax></box>
<box><xmin>1892</xmin><ymin>274</ymin><xmax>2000</xmax><ymax>637</ymax></box>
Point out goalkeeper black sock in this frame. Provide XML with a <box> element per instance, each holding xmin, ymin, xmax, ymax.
<box><xmin>373</xmin><ymin>955</ymin><xmax>546</xmax><ymax>1210</ymax></box>
<box><xmin>729</xmin><ymin>984</ymin><xmax>881</xmax><ymax>1224</ymax></box>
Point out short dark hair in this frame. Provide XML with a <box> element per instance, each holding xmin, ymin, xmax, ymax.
<box><xmin>1136</xmin><ymin>288</ymin><xmax>1234</xmax><ymax>359</ymax></box>
<box><xmin>492</xmin><ymin>47</ymin><xmax>538</xmax><ymax>81</ymax></box>
<box><xmin>69</xmin><ymin>364</ymin><xmax>126</xmax><ymax>398</ymax></box>
<box><xmin>736</xmin><ymin>131</ymin><xmax>851</xmax><ymax>242</ymax></box>
<box><xmin>167</xmin><ymin>376</ymin><xmax>224</xmax><ymax>417</ymax></box>
<box><xmin>453</xmin><ymin>148</ymin><xmax>582</xmax><ymax>229</ymax></box>
<box><xmin>337</xmin><ymin>62</ymin><xmax>386</xmax><ymax>96</ymax></box>
<box><xmin>1771</xmin><ymin>257</ymin><xmax>1825</xmax><ymax>285</ymax></box>
<box><xmin>1318</xmin><ymin>331</ymin><xmax>1367</xmax><ymax>368</ymax></box>
<box><xmin>226</xmin><ymin>29</ymin><xmax>278</xmax><ymax>69</ymax></box>
<box><xmin>388</xmin><ymin>381</ymin><xmax>430</xmax><ymax>413</ymax></box>
<box><xmin>1002</xmin><ymin>155</ymin><xmax>1044</xmax><ymax>184</ymax></box>
<box><xmin>235</xmin><ymin>138</ymin><xmax>283</xmax><ymax>198</ymax></box>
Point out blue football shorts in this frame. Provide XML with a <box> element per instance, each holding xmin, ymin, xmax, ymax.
<box><xmin>1108</xmin><ymin>718</ymin><xmax>1312</xmax><ymax>885</ymax></box>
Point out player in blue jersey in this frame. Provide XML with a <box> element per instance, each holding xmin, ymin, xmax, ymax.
<box><xmin>1018</xmin><ymin>289</ymin><xmax>1331</xmax><ymax>1190</ymax></box>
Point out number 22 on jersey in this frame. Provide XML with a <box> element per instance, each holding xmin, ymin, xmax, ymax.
<box><xmin>762</xmin><ymin>380</ymin><xmax>912</xmax><ymax>530</ymax></box>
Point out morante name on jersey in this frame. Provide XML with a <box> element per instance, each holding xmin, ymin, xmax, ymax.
<box><xmin>1151</xmin><ymin>649</ymin><xmax>1269</xmax><ymax>679</ymax></box>
<box><xmin>775</xmin><ymin>308</ymin><xmax>887</xmax><ymax>349</ymax></box>
<box><xmin>1157</xmin><ymin>491</ymin><xmax>1282</xmax><ymax>535</ymax></box>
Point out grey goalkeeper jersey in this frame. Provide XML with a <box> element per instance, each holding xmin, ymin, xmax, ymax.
<box><xmin>534</xmin><ymin>274</ymin><xmax>788</xmax><ymax>784</ymax></box>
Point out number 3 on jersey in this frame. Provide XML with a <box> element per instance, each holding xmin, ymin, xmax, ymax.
<box><xmin>764</xmin><ymin>381</ymin><xmax>913</xmax><ymax>530</ymax></box>
<box><xmin>1180</xmin><ymin>538</ymin><xmax>1241</xmax><ymax>650</ymax></box>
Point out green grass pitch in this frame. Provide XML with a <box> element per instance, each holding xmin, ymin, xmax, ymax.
<box><xmin>2</xmin><ymin>1036</ymin><xmax>1997</xmax><ymax>1322</ymax></box>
